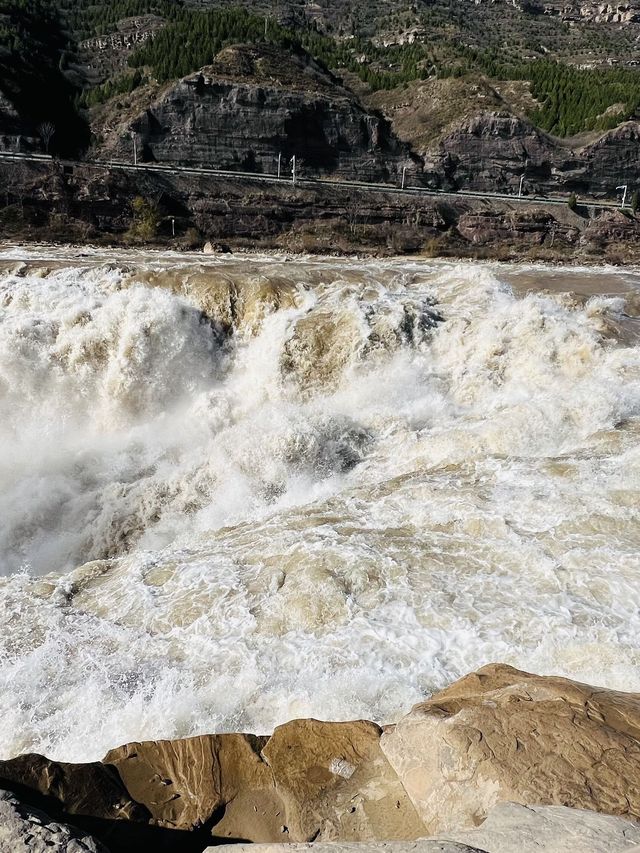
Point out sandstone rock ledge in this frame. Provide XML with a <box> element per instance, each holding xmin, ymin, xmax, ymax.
<box><xmin>380</xmin><ymin>664</ymin><xmax>640</xmax><ymax>833</ymax></box>
<box><xmin>2</xmin><ymin>664</ymin><xmax>640</xmax><ymax>853</ymax></box>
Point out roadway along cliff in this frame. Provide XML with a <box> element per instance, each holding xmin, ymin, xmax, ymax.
<box><xmin>2</xmin><ymin>156</ymin><xmax>640</xmax><ymax>262</ymax></box>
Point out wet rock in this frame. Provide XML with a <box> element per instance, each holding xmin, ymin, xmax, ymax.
<box><xmin>0</xmin><ymin>789</ymin><xmax>107</xmax><ymax>852</ymax></box>
<box><xmin>381</xmin><ymin>663</ymin><xmax>640</xmax><ymax>833</ymax></box>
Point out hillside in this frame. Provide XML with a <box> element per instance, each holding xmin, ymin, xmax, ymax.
<box><xmin>1</xmin><ymin>0</ymin><xmax>640</xmax><ymax>198</ymax></box>
<box><xmin>89</xmin><ymin>43</ymin><xmax>414</xmax><ymax>182</ymax></box>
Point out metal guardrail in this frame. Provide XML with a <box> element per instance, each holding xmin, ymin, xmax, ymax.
<box><xmin>0</xmin><ymin>150</ymin><xmax>623</xmax><ymax>210</ymax></box>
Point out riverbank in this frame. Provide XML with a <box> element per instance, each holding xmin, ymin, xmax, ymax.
<box><xmin>3</xmin><ymin>665</ymin><xmax>640</xmax><ymax>853</ymax></box>
<box><xmin>3</xmin><ymin>159</ymin><xmax>640</xmax><ymax>263</ymax></box>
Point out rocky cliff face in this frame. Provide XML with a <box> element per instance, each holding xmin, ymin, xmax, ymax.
<box><xmin>98</xmin><ymin>44</ymin><xmax>415</xmax><ymax>183</ymax></box>
<box><xmin>423</xmin><ymin>113</ymin><xmax>558</xmax><ymax>193</ymax></box>
<box><xmin>4</xmin><ymin>157</ymin><xmax>640</xmax><ymax>263</ymax></box>
<box><xmin>422</xmin><ymin>112</ymin><xmax>640</xmax><ymax>197</ymax></box>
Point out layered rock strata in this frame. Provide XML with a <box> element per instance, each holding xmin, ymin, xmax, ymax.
<box><xmin>100</xmin><ymin>44</ymin><xmax>415</xmax><ymax>183</ymax></box>
<box><xmin>5</xmin><ymin>157</ymin><xmax>640</xmax><ymax>262</ymax></box>
<box><xmin>423</xmin><ymin>113</ymin><xmax>640</xmax><ymax>197</ymax></box>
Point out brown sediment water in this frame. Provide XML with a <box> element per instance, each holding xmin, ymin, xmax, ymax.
<box><xmin>0</xmin><ymin>245</ymin><xmax>639</xmax><ymax>763</ymax></box>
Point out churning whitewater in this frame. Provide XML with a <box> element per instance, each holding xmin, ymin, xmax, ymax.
<box><xmin>1</xmin><ymin>247</ymin><xmax>640</xmax><ymax>763</ymax></box>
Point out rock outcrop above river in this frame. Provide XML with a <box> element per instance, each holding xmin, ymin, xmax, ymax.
<box><xmin>102</xmin><ymin>719</ymin><xmax>424</xmax><ymax>841</ymax></box>
<box><xmin>98</xmin><ymin>44</ymin><xmax>415</xmax><ymax>183</ymax></box>
<box><xmin>381</xmin><ymin>663</ymin><xmax>640</xmax><ymax>833</ymax></box>
<box><xmin>3</xmin><ymin>665</ymin><xmax>640</xmax><ymax>852</ymax></box>
<box><xmin>418</xmin><ymin>112</ymin><xmax>640</xmax><ymax>197</ymax></box>
<box><xmin>6</xmin><ymin>156</ymin><xmax>640</xmax><ymax>262</ymax></box>
<box><xmin>0</xmin><ymin>721</ymin><xmax>424</xmax><ymax>851</ymax></box>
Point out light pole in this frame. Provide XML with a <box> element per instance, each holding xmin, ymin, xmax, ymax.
<box><xmin>291</xmin><ymin>155</ymin><xmax>296</xmax><ymax>186</ymax></box>
<box><xmin>401</xmin><ymin>166</ymin><xmax>407</xmax><ymax>189</ymax></box>
<box><xmin>519</xmin><ymin>156</ymin><xmax>528</xmax><ymax>198</ymax></box>
<box><xmin>277</xmin><ymin>152</ymin><xmax>282</xmax><ymax>178</ymax></box>
<box><xmin>617</xmin><ymin>184</ymin><xmax>628</xmax><ymax>208</ymax></box>
<box><xmin>171</xmin><ymin>217</ymin><xmax>175</xmax><ymax>237</ymax></box>
<box><xmin>131</xmin><ymin>131</ymin><xmax>137</xmax><ymax>166</ymax></box>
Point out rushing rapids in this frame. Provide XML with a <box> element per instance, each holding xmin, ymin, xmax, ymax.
<box><xmin>1</xmin><ymin>246</ymin><xmax>639</xmax><ymax>763</ymax></box>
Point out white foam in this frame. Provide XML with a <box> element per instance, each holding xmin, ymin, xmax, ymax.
<box><xmin>1</xmin><ymin>251</ymin><xmax>640</xmax><ymax>761</ymax></box>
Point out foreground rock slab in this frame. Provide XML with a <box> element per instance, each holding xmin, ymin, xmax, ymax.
<box><xmin>6</xmin><ymin>665</ymin><xmax>640</xmax><ymax>852</ymax></box>
<box><xmin>104</xmin><ymin>719</ymin><xmax>425</xmax><ymax>842</ymax></box>
<box><xmin>207</xmin><ymin>802</ymin><xmax>640</xmax><ymax>853</ymax></box>
<box><xmin>445</xmin><ymin>802</ymin><xmax>640</xmax><ymax>852</ymax></box>
<box><xmin>381</xmin><ymin>663</ymin><xmax>640</xmax><ymax>833</ymax></box>
<box><xmin>0</xmin><ymin>721</ymin><xmax>424</xmax><ymax>850</ymax></box>
<box><xmin>0</xmin><ymin>789</ymin><xmax>107</xmax><ymax>852</ymax></box>
<box><xmin>206</xmin><ymin>843</ymin><xmax>484</xmax><ymax>853</ymax></box>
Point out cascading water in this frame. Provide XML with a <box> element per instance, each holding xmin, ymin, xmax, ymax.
<box><xmin>1</xmin><ymin>246</ymin><xmax>640</xmax><ymax>763</ymax></box>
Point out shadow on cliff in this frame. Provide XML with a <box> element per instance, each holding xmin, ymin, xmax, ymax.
<box><xmin>0</xmin><ymin>1</ymin><xmax>90</xmax><ymax>156</ymax></box>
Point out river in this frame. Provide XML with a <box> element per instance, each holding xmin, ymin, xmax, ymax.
<box><xmin>1</xmin><ymin>246</ymin><xmax>639</xmax><ymax>761</ymax></box>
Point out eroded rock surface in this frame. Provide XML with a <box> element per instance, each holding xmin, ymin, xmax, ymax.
<box><xmin>0</xmin><ymin>720</ymin><xmax>424</xmax><ymax>850</ymax></box>
<box><xmin>381</xmin><ymin>663</ymin><xmax>640</xmax><ymax>833</ymax></box>
<box><xmin>104</xmin><ymin>719</ymin><xmax>425</xmax><ymax>842</ymax></box>
<box><xmin>6</xmin><ymin>666</ymin><xmax>640</xmax><ymax>851</ymax></box>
